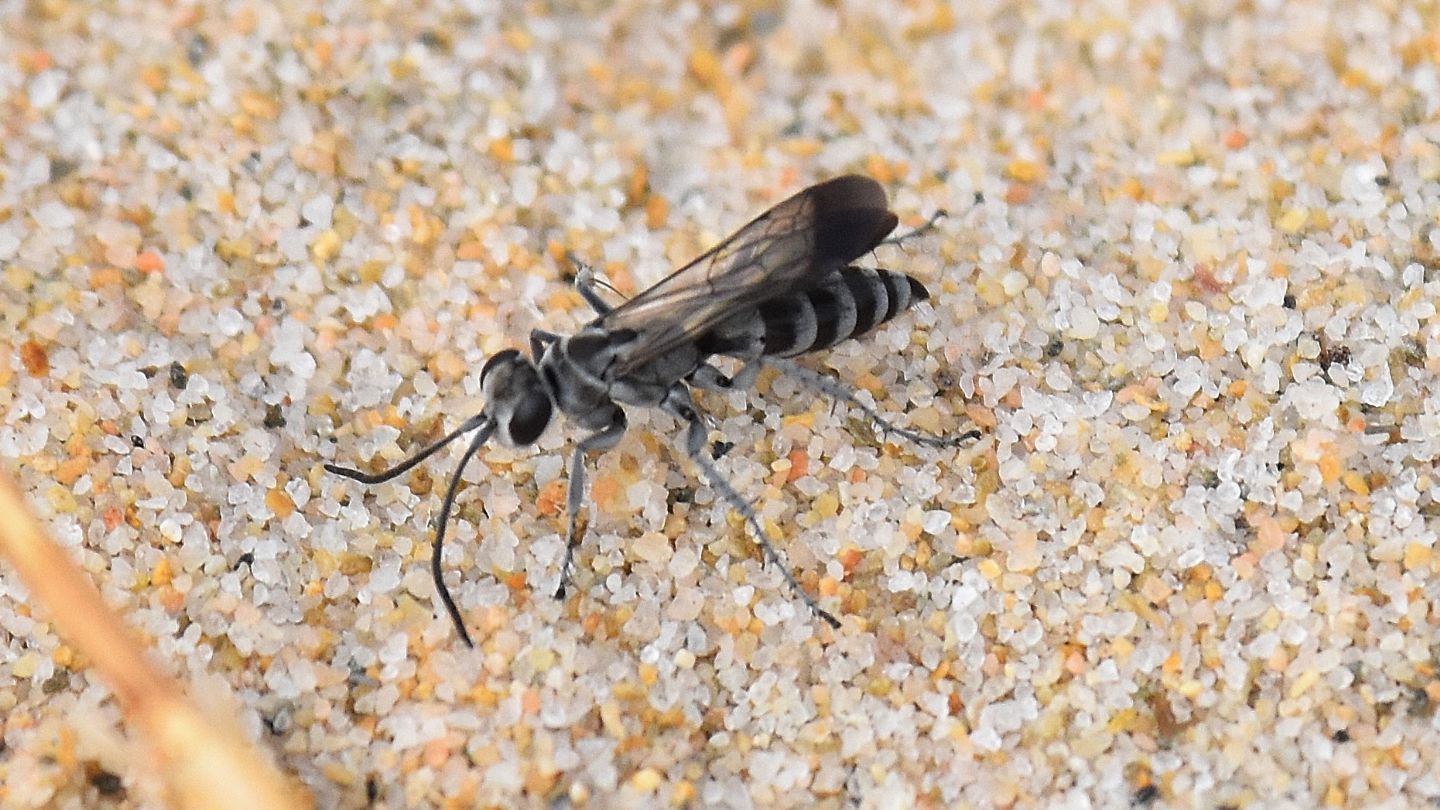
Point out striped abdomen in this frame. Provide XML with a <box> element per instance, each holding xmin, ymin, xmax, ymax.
<box><xmin>725</xmin><ymin>266</ymin><xmax>929</xmax><ymax>358</ymax></box>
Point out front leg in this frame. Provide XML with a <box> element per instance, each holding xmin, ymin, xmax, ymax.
<box><xmin>554</xmin><ymin>408</ymin><xmax>628</xmax><ymax>599</ymax></box>
<box><xmin>529</xmin><ymin>329</ymin><xmax>562</xmax><ymax>364</ymax></box>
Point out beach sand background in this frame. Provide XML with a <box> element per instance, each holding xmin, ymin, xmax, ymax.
<box><xmin>3</xmin><ymin>1</ymin><xmax>1439</xmax><ymax>807</ymax></box>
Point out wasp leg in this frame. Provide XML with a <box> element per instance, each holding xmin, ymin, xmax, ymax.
<box><xmin>690</xmin><ymin>330</ymin><xmax>766</xmax><ymax>392</ymax></box>
<box><xmin>879</xmin><ymin>210</ymin><xmax>947</xmax><ymax>248</ymax></box>
<box><xmin>573</xmin><ymin>267</ymin><xmax>612</xmax><ymax>316</ymax></box>
<box><xmin>555</xmin><ymin>410</ymin><xmax>629</xmax><ymax>600</ymax></box>
<box><xmin>570</xmin><ymin>255</ymin><xmax>629</xmax><ymax>316</ymax></box>
<box><xmin>688</xmin><ymin>363</ymin><xmax>732</xmax><ymax>391</ymax></box>
<box><xmin>661</xmin><ymin>385</ymin><xmax>841</xmax><ymax>629</ymax></box>
<box><xmin>529</xmin><ymin>329</ymin><xmax>562</xmax><ymax>363</ymax></box>
<box><xmin>772</xmin><ymin>359</ymin><xmax>981</xmax><ymax>448</ymax></box>
<box><xmin>688</xmin><ymin>358</ymin><xmax>763</xmax><ymax>392</ymax></box>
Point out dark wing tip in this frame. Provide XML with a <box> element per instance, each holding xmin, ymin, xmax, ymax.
<box><xmin>808</xmin><ymin>176</ymin><xmax>898</xmax><ymax>264</ymax></box>
<box><xmin>808</xmin><ymin>174</ymin><xmax>888</xmax><ymax>207</ymax></box>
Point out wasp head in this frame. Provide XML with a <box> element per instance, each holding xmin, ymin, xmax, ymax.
<box><xmin>480</xmin><ymin>349</ymin><xmax>553</xmax><ymax>445</ymax></box>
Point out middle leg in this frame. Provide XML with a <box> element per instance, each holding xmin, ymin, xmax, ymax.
<box><xmin>688</xmin><ymin>357</ymin><xmax>763</xmax><ymax>393</ymax></box>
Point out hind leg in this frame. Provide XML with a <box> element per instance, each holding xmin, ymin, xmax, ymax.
<box><xmin>879</xmin><ymin>210</ymin><xmax>946</xmax><ymax>247</ymax></box>
<box><xmin>770</xmin><ymin>359</ymin><xmax>980</xmax><ymax>448</ymax></box>
<box><xmin>569</xmin><ymin>255</ymin><xmax>626</xmax><ymax>317</ymax></box>
<box><xmin>660</xmin><ymin>385</ymin><xmax>840</xmax><ymax>629</ymax></box>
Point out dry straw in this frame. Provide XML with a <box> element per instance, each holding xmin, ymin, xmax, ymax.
<box><xmin>0</xmin><ymin>472</ymin><xmax>310</xmax><ymax>810</ymax></box>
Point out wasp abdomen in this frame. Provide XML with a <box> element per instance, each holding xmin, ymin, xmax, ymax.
<box><xmin>756</xmin><ymin>267</ymin><xmax>928</xmax><ymax>357</ymax></box>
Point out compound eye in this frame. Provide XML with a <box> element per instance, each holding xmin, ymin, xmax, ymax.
<box><xmin>506</xmin><ymin>391</ymin><xmax>553</xmax><ymax>445</ymax></box>
<box><xmin>480</xmin><ymin>349</ymin><xmax>521</xmax><ymax>384</ymax></box>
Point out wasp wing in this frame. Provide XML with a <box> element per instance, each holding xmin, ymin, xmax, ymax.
<box><xmin>598</xmin><ymin>175</ymin><xmax>898</xmax><ymax>377</ymax></box>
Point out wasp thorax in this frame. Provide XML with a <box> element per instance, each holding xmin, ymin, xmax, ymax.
<box><xmin>564</xmin><ymin>329</ymin><xmax>637</xmax><ymax>373</ymax></box>
<box><xmin>480</xmin><ymin>349</ymin><xmax>553</xmax><ymax>445</ymax></box>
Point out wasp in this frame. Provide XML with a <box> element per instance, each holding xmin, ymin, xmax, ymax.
<box><xmin>326</xmin><ymin>175</ymin><xmax>978</xmax><ymax>646</ymax></box>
